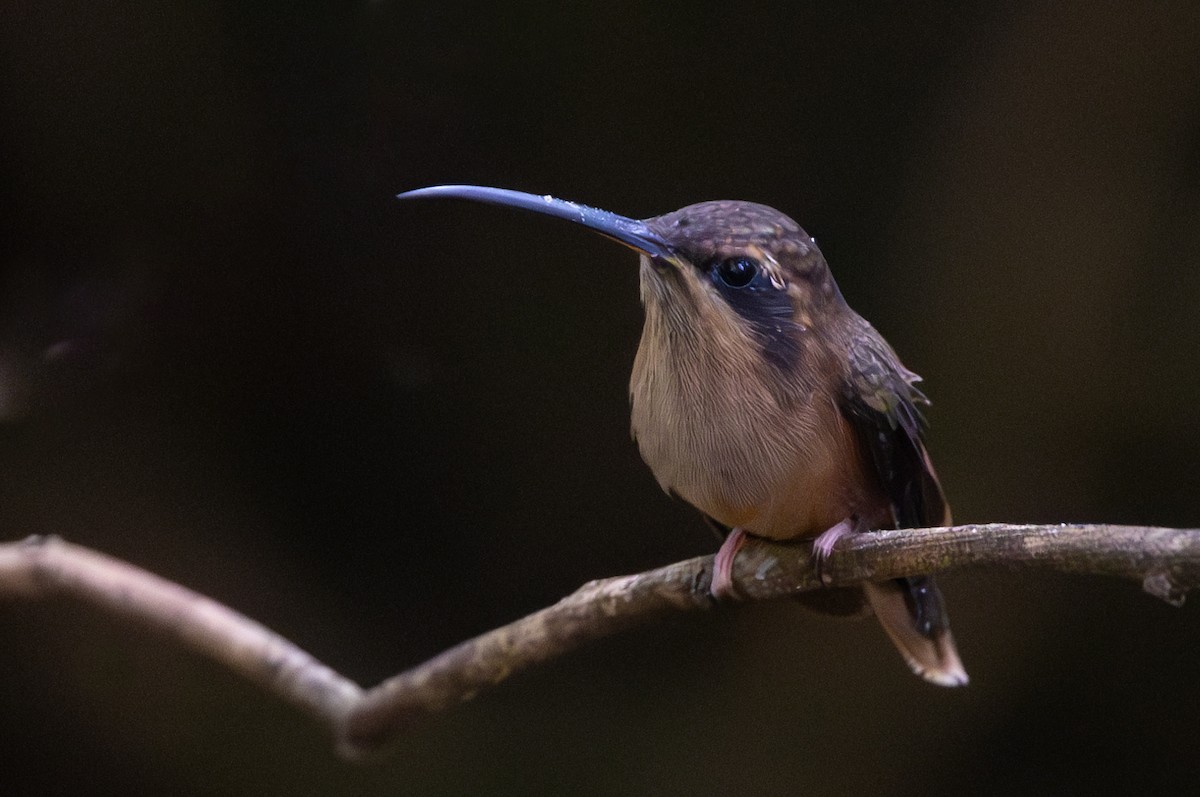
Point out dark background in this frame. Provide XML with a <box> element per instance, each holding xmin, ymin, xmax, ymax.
<box><xmin>3</xmin><ymin>2</ymin><xmax>1199</xmax><ymax>795</ymax></box>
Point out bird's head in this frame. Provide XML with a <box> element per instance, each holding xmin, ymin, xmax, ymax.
<box><xmin>396</xmin><ymin>186</ymin><xmax>847</xmax><ymax>369</ymax></box>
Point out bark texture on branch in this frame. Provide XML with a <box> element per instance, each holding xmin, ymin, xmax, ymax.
<box><xmin>1</xmin><ymin>523</ymin><xmax>1197</xmax><ymax>759</ymax></box>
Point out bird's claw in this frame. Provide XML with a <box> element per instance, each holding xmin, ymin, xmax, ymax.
<box><xmin>710</xmin><ymin>527</ymin><xmax>748</xmax><ymax>601</ymax></box>
<box><xmin>811</xmin><ymin>517</ymin><xmax>860</xmax><ymax>585</ymax></box>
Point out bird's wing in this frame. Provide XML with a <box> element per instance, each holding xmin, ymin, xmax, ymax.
<box><xmin>838</xmin><ymin>326</ymin><xmax>950</xmax><ymax>529</ymax></box>
<box><xmin>838</xmin><ymin>324</ymin><xmax>966</xmax><ymax>686</ymax></box>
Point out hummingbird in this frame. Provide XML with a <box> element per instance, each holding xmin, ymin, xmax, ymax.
<box><xmin>396</xmin><ymin>185</ymin><xmax>967</xmax><ymax>686</ymax></box>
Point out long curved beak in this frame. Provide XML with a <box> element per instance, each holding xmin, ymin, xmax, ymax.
<box><xmin>396</xmin><ymin>185</ymin><xmax>675</xmax><ymax>261</ymax></box>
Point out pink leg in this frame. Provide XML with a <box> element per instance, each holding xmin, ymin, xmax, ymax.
<box><xmin>811</xmin><ymin>517</ymin><xmax>860</xmax><ymax>583</ymax></box>
<box><xmin>710</xmin><ymin>527</ymin><xmax>748</xmax><ymax>601</ymax></box>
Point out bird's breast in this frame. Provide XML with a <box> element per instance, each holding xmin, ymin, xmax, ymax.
<box><xmin>629</xmin><ymin>324</ymin><xmax>875</xmax><ymax>540</ymax></box>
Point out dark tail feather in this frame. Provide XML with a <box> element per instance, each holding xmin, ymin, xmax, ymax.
<box><xmin>863</xmin><ymin>576</ymin><xmax>968</xmax><ymax>687</ymax></box>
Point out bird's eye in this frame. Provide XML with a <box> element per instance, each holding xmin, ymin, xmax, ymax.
<box><xmin>714</xmin><ymin>257</ymin><xmax>759</xmax><ymax>288</ymax></box>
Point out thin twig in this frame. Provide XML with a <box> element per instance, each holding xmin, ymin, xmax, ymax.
<box><xmin>1</xmin><ymin>524</ymin><xmax>1197</xmax><ymax>759</ymax></box>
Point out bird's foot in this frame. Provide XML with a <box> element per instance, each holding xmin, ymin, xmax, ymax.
<box><xmin>710</xmin><ymin>527</ymin><xmax>748</xmax><ymax>601</ymax></box>
<box><xmin>811</xmin><ymin>517</ymin><xmax>862</xmax><ymax>584</ymax></box>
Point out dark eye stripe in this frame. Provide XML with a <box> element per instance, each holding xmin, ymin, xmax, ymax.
<box><xmin>707</xmin><ymin>258</ymin><xmax>800</xmax><ymax>369</ymax></box>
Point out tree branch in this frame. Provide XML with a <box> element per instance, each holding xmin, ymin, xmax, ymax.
<box><xmin>2</xmin><ymin>523</ymin><xmax>1197</xmax><ymax>758</ymax></box>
